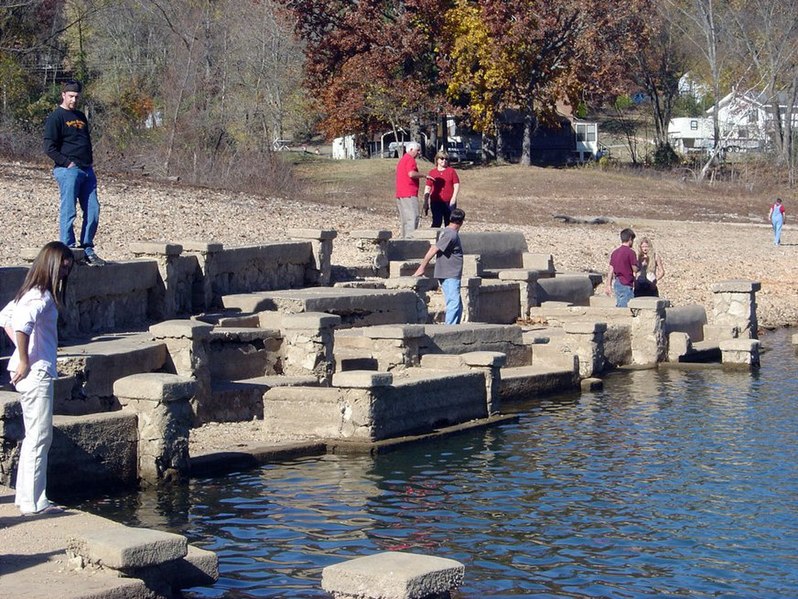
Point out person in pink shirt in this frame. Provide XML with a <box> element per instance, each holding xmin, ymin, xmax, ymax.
<box><xmin>394</xmin><ymin>141</ymin><xmax>430</xmax><ymax>238</ymax></box>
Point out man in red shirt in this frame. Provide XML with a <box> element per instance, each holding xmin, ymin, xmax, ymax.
<box><xmin>394</xmin><ymin>141</ymin><xmax>429</xmax><ymax>238</ymax></box>
<box><xmin>605</xmin><ymin>228</ymin><xmax>639</xmax><ymax>307</ymax></box>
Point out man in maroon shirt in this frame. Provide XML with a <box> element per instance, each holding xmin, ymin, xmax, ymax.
<box><xmin>605</xmin><ymin>228</ymin><xmax>639</xmax><ymax>307</ymax></box>
<box><xmin>394</xmin><ymin>141</ymin><xmax>430</xmax><ymax>238</ymax></box>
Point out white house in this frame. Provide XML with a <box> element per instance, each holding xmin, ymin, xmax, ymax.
<box><xmin>668</xmin><ymin>89</ymin><xmax>798</xmax><ymax>154</ymax></box>
<box><xmin>332</xmin><ymin>134</ymin><xmax>357</xmax><ymax>159</ymax></box>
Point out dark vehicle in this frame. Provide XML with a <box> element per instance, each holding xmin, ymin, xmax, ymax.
<box><xmin>447</xmin><ymin>140</ymin><xmax>466</xmax><ymax>162</ymax></box>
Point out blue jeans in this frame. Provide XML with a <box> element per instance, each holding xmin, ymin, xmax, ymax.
<box><xmin>613</xmin><ymin>279</ymin><xmax>634</xmax><ymax>308</ymax></box>
<box><xmin>54</xmin><ymin>166</ymin><xmax>100</xmax><ymax>254</ymax></box>
<box><xmin>440</xmin><ymin>277</ymin><xmax>463</xmax><ymax>324</ymax></box>
<box><xmin>772</xmin><ymin>217</ymin><xmax>783</xmax><ymax>245</ymax></box>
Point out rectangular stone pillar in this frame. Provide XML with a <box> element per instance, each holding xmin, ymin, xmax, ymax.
<box><xmin>383</xmin><ymin>277</ymin><xmax>437</xmax><ymax>324</ymax></box>
<box><xmin>179</xmin><ymin>241</ymin><xmax>224</xmax><ymax>311</ymax></box>
<box><xmin>149</xmin><ymin>320</ymin><xmax>213</xmax><ymax>424</ymax></box>
<box><xmin>719</xmin><ymin>339</ymin><xmax>761</xmax><ymax>367</ymax></box>
<box><xmin>288</xmin><ymin>229</ymin><xmax>337</xmax><ymax>286</ymax></box>
<box><xmin>131</xmin><ymin>242</ymin><xmax>184</xmax><ymax>320</ymax></box>
<box><xmin>562</xmin><ymin>321</ymin><xmax>608</xmax><ymax>377</ymax></box>
<box><xmin>711</xmin><ymin>280</ymin><xmax>761</xmax><ymax>339</ymax></box>
<box><xmin>461</xmin><ymin>277</ymin><xmax>482</xmax><ymax>323</ymax></box>
<box><xmin>282</xmin><ymin>312</ymin><xmax>341</xmax><ymax>384</ymax></box>
<box><xmin>628</xmin><ymin>297</ymin><xmax>669</xmax><ymax>366</ymax></box>
<box><xmin>350</xmin><ymin>230</ymin><xmax>393</xmax><ymax>278</ymax></box>
<box><xmin>498</xmin><ymin>269</ymin><xmax>540</xmax><ymax>318</ymax></box>
<box><xmin>361</xmin><ymin>324</ymin><xmax>427</xmax><ymax>372</ymax></box>
<box><xmin>419</xmin><ymin>351</ymin><xmax>506</xmax><ymax>415</ymax></box>
<box><xmin>115</xmin><ymin>373</ymin><xmax>196</xmax><ymax>483</ymax></box>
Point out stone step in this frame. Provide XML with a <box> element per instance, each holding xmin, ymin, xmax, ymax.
<box><xmin>678</xmin><ymin>341</ymin><xmax>722</xmax><ymax>363</ymax></box>
<box><xmin>206</xmin><ymin>375</ymin><xmax>320</xmax><ymax>423</ymax></box>
<box><xmin>499</xmin><ymin>364</ymin><xmax>579</xmax><ymax>401</ymax></box>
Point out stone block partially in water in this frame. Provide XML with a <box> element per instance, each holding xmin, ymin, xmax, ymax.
<box><xmin>322</xmin><ymin>551</ymin><xmax>464</xmax><ymax>599</ymax></box>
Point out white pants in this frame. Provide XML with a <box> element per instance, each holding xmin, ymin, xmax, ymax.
<box><xmin>14</xmin><ymin>369</ymin><xmax>54</xmax><ymax>514</ymax></box>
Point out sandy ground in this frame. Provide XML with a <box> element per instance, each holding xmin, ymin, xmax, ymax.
<box><xmin>1</xmin><ymin>160</ymin><xmax>793</xmax><ymax>328</ymax></box>
<box><xmin>0</xmin><ymin>158</ymin><xmax>794</xmax><ymax>461</ymax></box>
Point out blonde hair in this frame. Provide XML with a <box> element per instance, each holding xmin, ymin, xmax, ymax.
<box><xmin>16</xmin><ymin>241</ymin><xmax>73</xmax><ymax>309</ymax></box>
<box><xmin>435</xmin><ymin>151</ymin><xmax>449</xmax><ymax>161</ymax></box>
<box><xmin>637</xmin><ymin>237</ymin><xmax>657</xmax><ymax>263</ymax></box>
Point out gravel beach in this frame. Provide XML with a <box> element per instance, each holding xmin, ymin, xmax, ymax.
<box><xmin>1</xmin><ymin>160</ymin><xmax>793</xmax><ymax>329</ymax></box>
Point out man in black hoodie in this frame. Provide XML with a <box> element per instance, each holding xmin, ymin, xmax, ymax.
<box><xmin>43</xmin><ymin>80</ymin><xmax>105</xmax><ymax>266</ymax></box>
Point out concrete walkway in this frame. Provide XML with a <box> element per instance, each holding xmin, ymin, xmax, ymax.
<box><xmin>0</xmin><ymin>486</ymin><xmax>152</xmax><ymax>599</ymax></box>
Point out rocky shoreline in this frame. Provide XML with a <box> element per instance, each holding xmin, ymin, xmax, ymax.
<box><xmin>1</xmin><ymin>161</ymin><xmax>794</xmax><ymax>328</ymax></box>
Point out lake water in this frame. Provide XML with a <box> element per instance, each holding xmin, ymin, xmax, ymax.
<box><xmin>74</xmin><ymin>328</ymin><xmax>798</xmax><ymax>598</ymax></box>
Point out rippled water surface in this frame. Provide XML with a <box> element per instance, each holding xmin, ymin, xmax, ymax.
<box><xmin>76</xmin><ymin>329</ymin><xmax>798</xmax><ymax>598</ymax></box>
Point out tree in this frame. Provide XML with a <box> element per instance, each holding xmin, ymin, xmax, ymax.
<box><xmin>278</xmin><ymin>0</ymin><xmax>445</xmax><ymax>142</ymax></box>
<box><xmin>726</xmin><ymin>0</ymin><xmax>798</xmax><ymax>182</ymax></box>
<box><xmin>441</xmin><ymin>0</ymin><xmax>648</xmax><ymax>165</ymax></box>
<box><xmin>624</xmin><ymin>2</ymin><xmax>689</xmax><ymax>165</ymax></box>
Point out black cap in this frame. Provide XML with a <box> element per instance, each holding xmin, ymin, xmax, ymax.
<box><xmin>61</xmin><ymin>80</ymin><xmax>82</xmax><ymax>93</ymax></box>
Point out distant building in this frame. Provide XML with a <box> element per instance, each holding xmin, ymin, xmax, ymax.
<box><xmin>668</xmin><ymin>89</ymin><xmax>798</xmax><ymax>154</ymax></box>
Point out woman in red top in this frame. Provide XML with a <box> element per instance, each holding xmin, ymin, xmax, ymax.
<box><xmin>423</xmin><ymin>151</ymin><xmax>460</xmax><ymax>228</ymax></box>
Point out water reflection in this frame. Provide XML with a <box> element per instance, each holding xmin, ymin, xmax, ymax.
<box><xmin>74</xmin><ymin>329</ymin><xmax>798</xmax><ymax>598</ymax></box>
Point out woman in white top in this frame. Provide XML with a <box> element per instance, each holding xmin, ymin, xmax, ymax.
<box><xmin>1</xmin><ymin>241</ymin><xmax>73</xmax><ymax>515</ymax></box>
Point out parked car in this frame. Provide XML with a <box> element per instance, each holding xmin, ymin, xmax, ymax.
<box><xmin>447</xmin><ymin>141</ymin><xmax>466</xmax><ymax>162</ymax></box>
<box><xmin>385</xmin><ymin>141</ymin><xmax>418</xmax><ymax>158</ymax></box>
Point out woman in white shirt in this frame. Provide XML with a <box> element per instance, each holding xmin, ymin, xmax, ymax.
<box><xmin>1</xmin><ymin>241</ymin><xmax>73</xmax><ymax>515</ymax></box>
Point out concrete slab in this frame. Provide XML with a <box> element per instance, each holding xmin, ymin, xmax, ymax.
<box><xmin>322</xmin><ymin>551</ymin><xmax>464</xmax><ymax>599</ymax></box>
<box><xmin>0</xmin><ymin>485</ymin><xmax>214</xmax><ymax>599</ymax></box>
<box><xmin>73</xmin><ymin>527</ymin><xmax>187</xmax><ymax>569</ymax></box>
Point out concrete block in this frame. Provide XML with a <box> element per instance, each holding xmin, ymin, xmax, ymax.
<box><xmin>130</xmin><ymin>242</ymin><xmax>184</xmax><ymax>256</ymax></box>
<box><xmin>351</xmin><ymin>229</ymin><xmax>393</xmax><ymax>240</ymax></box>
<box><xmin>48</xmin><ymin>412</ymin><xmax>139</xmax><ymax>493</ymax></box>
<box><xmin>581</xmin><ymin>377</ymin><xmax>603</xmax><ymax>391</ymax></box>
<box><xmin>180</xmin><ymin>241</ymin><xmax>224</xmax><ymax>253</ymax></box>
<box><xmin>498</xmin><ymin>269</ymin><xmax>539</xmax><ymax>282</ymax></box>
<box><xmin>668</xmin><ymin>332</ymin><xmax>692</xmax><ymax>362</ymax></box>
<box><xmin>287</xmin><ymin>228</ymin><xmax>337</xmax><ymax>240</ymax></box>
<box><xmin>114</xmin><ymin>373</ymin><xmax>197</xmax><ymax>403</ymax></box>
<box><xmin>522</xmin><ymin>253</ymin><xmax>555</xmax><ymax>273</ymax></box>
<box><xmin>150</xmin><ymin>319</ymin><xmax>214</xmax><ymax>340</ymax></box>
<box><xmin>665</xmin><ymin>305</ymin><xmax>707</xmax><ymax>342</ymax></box>
<box><xmin>333</xmin><ymin>371</ymin><xmax>393</xmax><ymax>388</ymax></box>
<box><xmin>458</xmin><ymin>231</ymin><xmax>527</xmax><ymax>269</ymax></box>
<box><xmin>460</xmin><ymin>351</ymin><xmax>507</xmax><ymax>368</ymax></box>
<box><xmin>74</xmin><ymin>527</ymin><xmax>188</xmax><ymax>570</ymax></box>
<box><xmin>537</xmin><ymin>275</ymin><xmax>594</xmax><ymax>306</ymax></box>
<box><xmin>363</xmin><ymin>324</ymin><xmax>426</xmax><ymax>340</ymax></box>
<box><xmin>282</xmin><ymin>311</ymin><xmax>342</xmax><ymax>330</ymax></box>
<box><xmin>419</xmin><ymin>354</ymin><xmax>466</xmax><ymax>370</ymax></box>
<box><xmin>322</xmin><ymin>551</ymin><xmax>464</xmax><ymax>599</ymax></box>
<box><xmin>563</xmin><ymin>321</ymin><xmax>607</xmax><ymax>335</ymax></box>
<box><xmin>711</xmin><ymin>280</ymin><xmax>761</xmax><ymax>293</ymax></box>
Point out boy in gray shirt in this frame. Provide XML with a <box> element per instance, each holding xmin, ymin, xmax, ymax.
<box><xmin>414</xmin><ymin>208</ymin><xmax>466</xmax><ymax>324</ymax></box>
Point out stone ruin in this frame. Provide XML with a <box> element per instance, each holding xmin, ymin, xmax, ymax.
<box><xmin>0</xmin><ymin>228</ymin><xmax>761</xmax><ymax>597</ymax></box>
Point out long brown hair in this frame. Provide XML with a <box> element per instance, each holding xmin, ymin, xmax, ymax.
<box><xmin>15</xmin><ymin>241</ymin><xmax>73</xmax><ymax>309</ymax></box>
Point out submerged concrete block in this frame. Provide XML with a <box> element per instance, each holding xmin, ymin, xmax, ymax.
<box><xmin>321</xmin><ymin>551</ymin><xmax>465</xmax><ymax>599</ymax></box>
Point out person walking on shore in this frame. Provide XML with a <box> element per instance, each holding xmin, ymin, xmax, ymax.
<box><xmin>394</xmin><ymin>141</ymin><xmax>430</xmax><ymax>238</ymax></box>
<box><xmin>1</xmin><ymin>242</ymin><xmax>73</xmax><ymax>516</ymax></box>
<box><xmin>769</xmin><ymin>197</ymin><xmax>785</xmax><ymax>246</ymax></box>
<box><xmin>413</xmin><ymin>208</ymin><xmax>466</xmax><ymax>324</ymax></box>
<box><xmin>44</xmin><ymin>80</ymin><xmax>106</xmax><ymax>266</ymax></box>
<box><xmin>605</xmin><ymin>228</ymin><xmax>639</xmax><ymax>308</ymax></box>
